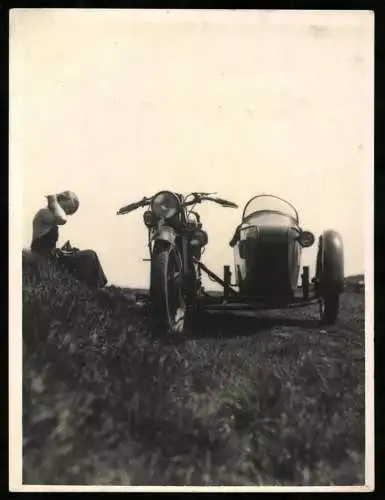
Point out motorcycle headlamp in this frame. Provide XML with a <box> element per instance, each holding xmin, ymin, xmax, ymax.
<box><xmin>151</xmin><ymin>191</ymin><xmax>180</xmax><ymax>219</ymax></box>
<box><xmin>190</xmin><ymin>229</ymin><xmax>208</xmax><ymax>247</ymax></box>
<box><xmin>298</xmin><ymin>230</ymin><xmax>315</xmax><ymax>248</ymax></box>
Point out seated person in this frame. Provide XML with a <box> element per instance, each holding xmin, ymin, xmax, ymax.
<box><xmin>30</xmin><ymin>191</ymin><xmax>108</xmax><ymax>288</ymax></box>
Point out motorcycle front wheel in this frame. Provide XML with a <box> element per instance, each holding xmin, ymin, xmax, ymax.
<box><xmin>150</xmin><ymin>241</ymin><xmax>187</xmax><ymax>335</ymax></box>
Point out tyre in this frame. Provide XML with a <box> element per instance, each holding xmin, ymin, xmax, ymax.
<box><xmin>315</xmin><ymin>230</ymin><xmax>344</xmax><ymax>325</ymax></box>
<box><xmin>150</xmin><ymin>241</ymin><xmax>186</xmax><ymax>335</ymax></box>
<box><xmin>319</xmin><ymin>293</ymin><xmax>340</xmax><ymax>325</ymax></box>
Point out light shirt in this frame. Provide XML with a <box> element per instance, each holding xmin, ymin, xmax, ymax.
<box><xmin>32</xmin><ymin>199</ymin><xmax>67</xmax><ymax>242</ymax></box>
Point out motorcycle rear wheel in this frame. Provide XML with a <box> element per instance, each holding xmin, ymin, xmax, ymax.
<box><xmin>150</xmin><ymin>242</ymin><xmax>186</xmax><ymax>335</ymax></box>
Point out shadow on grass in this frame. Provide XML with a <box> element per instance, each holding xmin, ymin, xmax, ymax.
<box><xmin>184</xmin><ymin>309</ymin><xmax>322</xmax><ymax>341</ymax></box>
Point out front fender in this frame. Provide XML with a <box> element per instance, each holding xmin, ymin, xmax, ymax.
<box><xmin>151</xmin><ymin>225</ymin><xmax>177</xmax><ymax>246</ymax></box>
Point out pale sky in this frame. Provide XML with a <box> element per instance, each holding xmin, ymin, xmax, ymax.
<box><xmin>10</xmin><ymin>9</ymin><xmax>374</xmax><ymax>289</ymax></box>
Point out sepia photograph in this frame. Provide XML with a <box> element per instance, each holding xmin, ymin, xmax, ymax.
<box><xmin>9</xmin><ymin>8</ymin><xmax>374</xmax><ymax>491</ymax></box>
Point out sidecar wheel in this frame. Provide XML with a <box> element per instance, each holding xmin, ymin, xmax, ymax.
<box><xmin>319</xmin><ymin>293</ymin><xmax>340</xmax><ymax>325</ymax></box>
<box><xmin>315</xmin><ymin>230</ymin><xmax>344</xmax><ymax>326</ymax></box>
<box><xmin>150</xmin><ymin>242</ymin><xmax>186</xmax><ymax>336</ymax></box>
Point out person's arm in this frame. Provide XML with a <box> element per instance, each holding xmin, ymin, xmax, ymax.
<box><xmin>46</xmin><ymin>194</ymin><xmax>67</xmax><ymax>225</ymax></box>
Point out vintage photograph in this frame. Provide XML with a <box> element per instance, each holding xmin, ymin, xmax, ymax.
<box><xmin>10</xmin><ymin>8</ymin><xmax>373</xmax><ymax>491</ymax></box>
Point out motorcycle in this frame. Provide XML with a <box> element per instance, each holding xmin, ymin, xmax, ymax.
<box><xmin>117</xmin><ymin>190</ymin><xmax>238</xmax><ymax>334</ymax></box>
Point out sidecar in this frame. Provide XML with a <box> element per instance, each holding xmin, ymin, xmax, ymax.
<box><xmin>198</xmin><ymin>194</ymin><xmax>344</xmax><ymax>324</ymax></box>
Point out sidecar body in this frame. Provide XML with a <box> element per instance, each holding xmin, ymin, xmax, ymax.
<box><xmin>198</xmin><ymin>194</ymin><xmax>345</xmax><ymax>324</ymax></box>
<box><xmin>230</xmin><ymin>194</ymin><xmax>308</xmax><ymax>300</ymax></box>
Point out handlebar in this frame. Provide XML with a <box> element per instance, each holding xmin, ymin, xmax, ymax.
<box><xmin>186</xmin><ymin>194</ymin><xmax>238</xmax><ymax>208</ymax></box>
<box><xmin>117</xmin><ymin>192</ymin><xmax>238</xmax><ymax>215</ymax></box>
<box><xmin>190</xmin><ymin>191</ymin><xmax>217</xmax><ymax>197</ymax></box>
<box><xmin>204</xmin><ymin>196</ymin><xmax>238</xmax><ymax>208</ymax></box>
<box><xmin>116</xmin><ymin>197</ymin><xmax>151</xmax><ymax>215</ymax></box>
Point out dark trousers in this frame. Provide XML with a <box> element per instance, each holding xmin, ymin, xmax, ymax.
<box><xmin>58</xmin><ymin>250</ymin><xmax>108</xmax><ymax>288</ymax></box>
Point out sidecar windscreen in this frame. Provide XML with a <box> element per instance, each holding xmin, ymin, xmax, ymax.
<box><xmin>242</xmin><ymin>195</ymin><xmax>299</xmax><ymax>224</ymax></box>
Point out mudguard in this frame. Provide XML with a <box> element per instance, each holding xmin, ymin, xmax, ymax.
<box><xmin>151</xmin><ymin>226</ymin><xmax>177</xmax><ymax>247</ymax></box>
<box><xmin>318</xmin><ymin>229</ymin><xmax>344</xmax><ymax>294</ymax></box>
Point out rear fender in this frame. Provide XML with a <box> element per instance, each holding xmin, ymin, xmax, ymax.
<box><xmin>318</xmin><ymin>230</ymin><xmax>344</xmax><ymax>294</ymax></box>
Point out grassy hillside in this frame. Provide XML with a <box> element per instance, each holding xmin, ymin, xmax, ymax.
<box><xmin>344</xmin><ymin>275</ymin><xmax>365</xmax><ymax>294</ymax></box>
<box><xmin>345</xmin><ymin>274</ymin><xmax>364</xmax><ymax>283</ymax></box>
<box><xmin>22</xmin><ymin>251</ymin><xmax>365</xmax><ymax>486</ymax></box>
